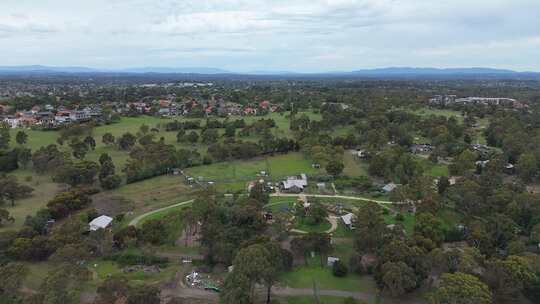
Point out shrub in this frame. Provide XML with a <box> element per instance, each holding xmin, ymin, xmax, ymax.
<box><xmin>106</xmin><ymin>253</ymin><xmax>168</xmax><ymax>267</ymax></box>
<box><xmin>332</xmin><ymin>260</ymin><xmax>348</xmax><ymax>277</ymax></box>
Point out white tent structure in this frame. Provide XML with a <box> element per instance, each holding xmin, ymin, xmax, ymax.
<box><xmin>89</xmin><ymin>215</ymin><xmax>113</xmax><ymax>231</ymax></box>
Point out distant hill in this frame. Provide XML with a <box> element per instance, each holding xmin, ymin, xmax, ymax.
<box><xmin>121</xmin><ymin>67</ymin><xmax>231</xmax><ymax>74</ymax></box>
<box><xmin>0</xmin><ymin>65</ymin><xmax>99</xmax><ymax>73</ymax></box>
<box><xmin>0</xmin><ymin>65</ymin><xmax>538</xmax><ymax>78</ymax></box>
<box><xmin>347</xmin><ymin>67</ymin><xmax>518</xmax><ymax>76</ymax></box>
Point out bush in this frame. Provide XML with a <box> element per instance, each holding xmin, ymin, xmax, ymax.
<box><xmin>395</xmin><ymin>213</ymin><xmax>404</xmax><ymax>222</ymax></box>
<box><xmin>101</xmin><ymin>174</ymin><xmax>122</xmax><ymax>190</ymax></box>
<box><xmin>332</xmin><ymin>260</ymin><xmax>348</xmax><ymax>277</ymax></box>
<box><xmin>106</xmin><ymin>252</ymin><xmax>168</xmax><ymax>267</ymax></box>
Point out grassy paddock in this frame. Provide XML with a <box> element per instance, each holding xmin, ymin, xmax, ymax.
<box><xmin>0</xmin><ymin>170</ymin><xmax>62</xmax><ymax>232</ymax></box>
<box><xmin>184</xmin><ymin>152</ymin><xmax>319</xmax><ymax>184</ymax></box>
<box><xmin>280</xmin><ymin>262</ymin><xmax>377</xmax><ymax>293</ymax></box>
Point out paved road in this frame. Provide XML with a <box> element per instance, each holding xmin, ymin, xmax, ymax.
<box><xmin>128</xmin><ymin>199</ymin><xmax>194</xmax><ymax>226</ymax></box>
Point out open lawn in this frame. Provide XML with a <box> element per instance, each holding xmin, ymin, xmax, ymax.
<box><xmin>184</xmin><ymin>152</ymin><xmax>320</xmax><ymax>184</ymax></box>
<box><xmin>410</xmin><ymin>108</ymin><xmax>464</xmax><ymax>122</ymax></box>
<box><xmin>0</xmin><ymin>169</ymin><xmax>63</xmax><ymax>232</ymax></box>
<box><xmin>282</xmin><ymin>295</ymin><xmax>369</xmax><ymax>304</ymax></box>
<box><xmin>294</xmin><ymin>219</ymin><xmax>332</xmax><ymax>233</ymax></box>
<box><xmin>92</xmin><ymin>174</ymin><xmax>196</xmax><ymax>225</ymax></box>
<box><xmin>9</xmin><ymin>112</ymin><xmax>320</xmax><ymax>169</ymax></box>
<box><xmin>384</xmin><ymin>212</ymin><xmax>416</xmax><ymax>235</ymax></box>
<box><xmin>266</xmin><ymin>197</ymin><xmax>297</xmax><ymax>212</ymax></box>
<box><xmin>280</xmin><ymin>262</ymin><xmax>377</xmax><ymax>293</ymax></box>
<box><xmin>343</xmin><ymin>151</ymin><xmax>369</xmax><ymax>178</ymax></box>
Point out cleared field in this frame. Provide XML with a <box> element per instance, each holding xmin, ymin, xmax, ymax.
<box><xmin>184</xmin><ymin>152</ymin><xmax>320</xmax><ymax>183</ymax></box>
<box><xmin>280</xmin><ymin>260</ymin><xmax>377</xmax><ymax>293</ymax></box>
<box><xmin>410</xmin><ymin>108</ymin><xmax>464</xmax><ymax>122</ymax></box>
<box><xmin>0</xmin><ymin>170</ymin><xmax>63</xmax><ymax>232</ymax></box>
<box><xmin>282</xmin><ymin>296</ymin><xmax>368</xmax><ymax>304</ymax></box>
<box><xmin>343</xmin><ymin>151</ymin><xmax>369</xmax><ymax>177</ymax></box>
<box><xmin>92</xmin><ymin>174</ymin><xmax>196</xmax><ymax>225</ymax></box>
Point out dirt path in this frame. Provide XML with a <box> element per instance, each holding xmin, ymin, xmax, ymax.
<box><xmin>128</xmin><ymin>199</ymin><xmax>194</xmax><ymax>226</ymax></box>
<box><xmin>270</xmin><ymin>193</ymin><xmax>396</xmax><ymax>205</ymax></box>
<box><xmin>325</xmin><ymin>215</ymin><xmax>339</xmax><ymax>233</ymax></box>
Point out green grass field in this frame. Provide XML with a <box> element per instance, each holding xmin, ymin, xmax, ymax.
<box><xmin>184</xmin><ymin>152</ymin><xmax>319</xmax><ymax>184</ymax></box>
<box><xmin>280</xmin><ymin>263</ymin><xmax>377</xmax><ymax>293</ymax></box>
<box><xmin>383</xmin><ymin>212</ymin><xmax>416</xmax><ymax>235</ymax></box>
<box><xmin>410</xmin><ymin>108</ymin><xmax>464</xmax><ymax>122</ymax></box>
<box><xmin>0</xmin><ymin>169</ymin><xmax>62</xmax><ymax>232</ymax></box>
<box><xmin>282</xmin><ymin>295</ymin><xmax>370</xmax><ymax>304</ymax></box>
<box><xmin>294</xmin><ymin>219</ymin><xmax>332</xmax><ymax>233</ymax></box>
<box><xmin>343</xmin><ymin>151</ymin><xmax>369</xmax><ymax>178</ymax></box>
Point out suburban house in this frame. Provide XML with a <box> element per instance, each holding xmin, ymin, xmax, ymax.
<box><xmin>382</xmin><ymin>183</ymin><xmax>397</xmax><ymax>193</ymax></box>
<box><xmin>281</xmin><ymin>174</ymin><xmax>308</xmax><ymax>193</ymax></box>
<box><xmin>89</xmin><ymin>215</ymin><xmax>114</xmax><ymax>231</ymax></box>
<box><xmin>341</xmin><ymin>213</ymin><xmax>356</xmax><ymax>229</ymax></box>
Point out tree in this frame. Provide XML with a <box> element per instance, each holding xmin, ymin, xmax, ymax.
<box><xmin>70</xmin><ymin>140</ymin><xmax>88</xmax><ymax>159</ymax></box>
<box><xmin>354</xmin><ymin>202</ymin><xmax>386</xmax><ymax>254</ymax></box>
<box><xmin>486</xmin><ymin>255</ymin><xmax>536</xmax><ymax>301</ymax></box>
<box><xmin>16</xmin><ymin>147</ymin><xmax>32</xmax><ymax>168</ymax></box>
<box><xmin>186</xmin><ymin>131</ymin><xmax>199</xmax><ymax>143</ymax></box>
<box><xmin>225</xmin><ymin>124</ymin><xmax>236</xmax><ymax>137</ymax></box>
<box><xmin>332</xmin><ymin>260</ymin><xmax>348</xmax><ymax>277</ymax></box>
<box><xmin>38</xmin><ymin>264</ymin><xmax>91</xmax><ymax>304</ymax></box>
<box><xmin>0</xmin><ymin>263</ymin><xmax>28</xmax><ymax>300</ymax></box>
<box><xmin>249</xmin><ymin>182</ymin><xmax>269</xmax><ymax>205</ymax></box>
<box><xmin>414</xmin><ymin>212</ymin><xmax>445</xmax><ymax>250</ymax></box>
<box><xmin>0</xmin><ymin>126</ymin><xmax>10</xmax><ymax>149</ymax></box>
<box><xmin>118</xmin><ymin>132</ymin><xmax>137</xmax><ymax>150</ymax></box>
<box><xmin>430</xmin><ymin>272</ymin><xmax>491</xmax><ymax>304</ymax></box>
<box><xmin>380</xmin><ymin>261</ymin><xmax>417</xmax><ymax>296</ymax></box>
<box><xmin>0</xmin><ymin>208</ymin><xmax>14</xmax><ymax>226</ymax></box>
<box><xmin>54</xmin><ymin>161</ymin><xmax>99</xmax><ymax>186</ymax></box>
<box><xmin>0</xmin><ymin>175</ymin><xmax>34</xmax><ymax>207</ymax></box>
<box><xmin>126</xmin><ymin>285</ymin><xmax>160</xmax><ymax>304</ymax></box>
<box><xmin>15</xmin><ymin>131</ymin><xmax>28</xmax><ymax>145</ymax></box>
<box><xmin>326</xmin><ymin>160</ymin><xmax>345</xmax><ymax>177</ymax></box>
<box><xmin>201</xmin><ymin>128</ymin><xmax>219</xmax><ymax>143</ymax></box>
<box><xmin>437</xmin><ymin>176</ymin><xmax>450</xmax><ymax>195</ymax></box>
<box><xmin>102</xmin><ymin>132</ymin><xmax>115</xmax><ymax>146</ymax></box>
<box><xmin>83</xmin><ymin>135</ymin><xmax>96</xmax><ymax>150</ymax></box>
<box><xmin>99</xmin><ymin>153</ymin><xmax>116</xmax><ymax>181</ymax></box>
<box><xmin>449</xmin><ymin>150</ymin><xmax>477</xmax><ymax>175</ymax></box>
<box><xmin>32</xmin><ymin>144</ymin><xmax>67</xmax><ymax>174</ymax></box>
<box><xmin>221</xmin><ymin>244</ymin><xmax>276</xmax><ymax>304</ymax></box>
<box><xmin>95</xmin><ymin>278</ymin><xmax>129</xmax><ymax>304</ymax></box>
<box><xmin>101</xmin><ymin>175</ymin><xmax>122</xmax><ymax>190</ymax></box>
<box><xmin>516</xmin><ymin>152</ymin><xmax>537</xmax><ymax>182</ymax></box>
<box><xmin>140</xmin><ymin>219</ymin><xmax>166</xmax><ymax>245</ymax></box>
<box><xmin>176</xmin><ymin>129</ymin><xmax>186</xmax><ymax>142</ymax></box>
<box><xmin>139</xmin><ymin>124</ymin><xmax>150</xmax><ymax>135</ymax></box>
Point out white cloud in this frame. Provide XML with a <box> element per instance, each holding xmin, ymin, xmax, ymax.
<box><xmin>0</xmin><ymin>0</ymin><xmax>539</xmax><ymax>71</ymax></box>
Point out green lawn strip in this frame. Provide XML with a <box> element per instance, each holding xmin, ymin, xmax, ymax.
<box><xmin>294</xmin><ymin>219</ymin><xmax>332</xmax><ymax>233</ymax></box>
<box><xmin>282</xmin><ymin>295</ymin><xmax>368</xmax><ymax>304</ymax></box>
<box><xmin>265</xmin><ymin>197</ymin><xmax>297</xmax><ymax>212</ymax></box>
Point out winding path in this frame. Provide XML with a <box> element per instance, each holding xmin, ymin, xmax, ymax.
<box><xmin>270</xmin><ymin>192</ymin><xmax>394</xmax><ymax>204</ymax></box>
<box><xmin>128</xmin><ymin>199</ymin><xmax>194</xmax><ymax>226</ymax></box>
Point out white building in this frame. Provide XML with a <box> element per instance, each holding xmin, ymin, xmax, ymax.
<box><xmin>89</xmin><ymin>215</ymin><xmax>113</xmax><ymax>231</ymax></box>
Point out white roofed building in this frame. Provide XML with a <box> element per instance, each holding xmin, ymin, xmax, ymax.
<box><xmin>89</xmin><ymin>215</ymin><xmax>113</xmax><ymax>231</ymax></box>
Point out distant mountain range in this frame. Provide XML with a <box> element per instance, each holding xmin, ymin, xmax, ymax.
<box><xmin>0</xmin><ymin>65</ymin><xmax>538</xmax><ymax>77</ymax></box>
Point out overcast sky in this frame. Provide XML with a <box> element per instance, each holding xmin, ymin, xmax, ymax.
<box><xmin>1</xmin><ymin>0</ymin><xmax>539</xmax><ymax>72</ymax></box>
